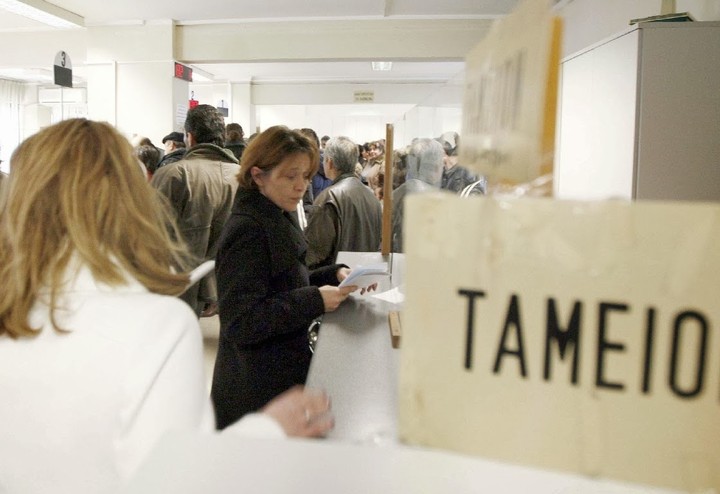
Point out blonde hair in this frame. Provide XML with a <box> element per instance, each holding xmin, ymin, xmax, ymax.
<box><xmin>0</xmin><ymin>119</ymin><xmax>192</xmax><ymax>338</ymax></box>
<box><xmin>237</xmin><ymin>126</ymin><xmax>319</xmax><ymax>190</ymax></box>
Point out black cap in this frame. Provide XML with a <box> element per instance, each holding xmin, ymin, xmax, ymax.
<box><xmin>162</xmin><ymin>131</ymin><xmax>184</xmax><ymax>144</ymax></box>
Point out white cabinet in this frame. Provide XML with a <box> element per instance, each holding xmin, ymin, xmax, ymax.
<box><xmin>555</xmin><ymin>21</ymin><xmax>720</xmax><ymax>201</ymax></box>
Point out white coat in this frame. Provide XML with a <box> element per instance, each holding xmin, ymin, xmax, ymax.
<box><xmin>0</xmin><ymin>263</ymin><xmax>283</xmax><ymax>494</ymax></box>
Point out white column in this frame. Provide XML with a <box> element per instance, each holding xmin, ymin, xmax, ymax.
<box><xmin>85</xmin><ymin>21</ymin><xmax>188</xmax><ymax>144</ymax></box>
<box><xmin>230</xmin><ymin>82</ymin><xmax>254</xmax><ymax>134</ymax></box>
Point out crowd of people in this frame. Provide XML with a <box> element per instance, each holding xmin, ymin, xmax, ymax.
<box><xmin>0</xmin><ymin>106</ymin><xmax>484</xmax><ymax>493</ymax></box>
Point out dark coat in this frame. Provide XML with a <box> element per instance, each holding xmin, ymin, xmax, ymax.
<box><xmin>211</xmin><ymin>188</ymin><xmax>343</xmax><ymax>429</ymax></box>
<box><xmin>441</xmin><ymin>164</ymin><xmax>478</xmax><ymax>193</ymax></box>
<box><xmin>155</xmin><ymin>148</ymin><xmax>186</xmax><ymax>170</ymax></box>
<box><xmin>224</xmin><ymin>140</ymin><xmax>246</xmax><ymax>161</ymax></box>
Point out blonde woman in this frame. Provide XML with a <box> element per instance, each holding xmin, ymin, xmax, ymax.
<box><xmin>0</xmin><ymin>119</ymin><xmax>332</xmax><ymax>494</ymax></box>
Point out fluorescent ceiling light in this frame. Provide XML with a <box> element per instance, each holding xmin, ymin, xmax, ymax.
<box><xmin>0</xmin><ymin>0</ymin><xmax>84</xmax><ymax>28</ymax></box>
<box><xmin>371</xmin><ymin>61</ymin><xmax>393</xmax><ymax>71</ymax></box>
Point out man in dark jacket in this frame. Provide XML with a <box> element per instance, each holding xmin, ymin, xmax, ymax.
<box><xmin>304</xmin><ymin>136</ymin><xmax>382</xmax><ymax>269</ymax></box>
<box><xmin>151</xmin><ymin>105</ymin><xmax>240</xmax><ymax>315</ymax></box>
<box><xmin>439</xmin><ymin>138</ymin><xmax>479</xmax><ymax>194</ymax></box>
<box><xmin>156</xmin><ymin>131</ymin><xmax>187</xmax><ymax>170</ymax></box>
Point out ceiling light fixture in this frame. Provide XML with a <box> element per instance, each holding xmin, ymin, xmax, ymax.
<box><xmin>371</xmin><ymin>61</ymin><xmax>393</xmax><ymax>71</ymax></box>
<box><xmin>0</xmin><ymin>0</ymin><xmax>84</xmax><ymax>28</ymax></box>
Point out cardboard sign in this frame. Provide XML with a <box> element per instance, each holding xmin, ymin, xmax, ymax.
<box><xmin>399</xmin><ymin>194</ymin><xmax>720</xmax><ymax>492</ymax></box>
<box><xmin>459</xmin><ymin>0</ymin><xmax>562</xmax><ymax>185</ymax></box>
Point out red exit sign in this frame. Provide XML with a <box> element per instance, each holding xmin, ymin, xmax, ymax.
<box><xmin>174</xmin><ymin>62</ymin><xmax>193</xmax><ymax>82</ymax></box>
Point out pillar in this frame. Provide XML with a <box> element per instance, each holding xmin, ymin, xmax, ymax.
<box><xmin>85</xmin><ymin>20</ymin><xmax>188</xmax><ymax>144</ymax></box>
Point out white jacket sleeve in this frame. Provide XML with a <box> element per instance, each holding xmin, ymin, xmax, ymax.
<box><xmin>115</xmin><ymin>301</ymin><xmax>214</xmax><ymax>480</ymax></box>
<box><xmin>223</xmin><ymin>412</ymin><xmax>287</xmax><ymax>439</ymax></box>
<box><xmin>115</xmin><ymin>299</ymin><xmax>285</xmax><ymax>481</ymax></box>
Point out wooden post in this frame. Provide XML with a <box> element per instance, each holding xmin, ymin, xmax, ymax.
<box><xmin>381</xmin><ymin>124</ymin><xmax>394</xmax><ymax>256</ymax></box>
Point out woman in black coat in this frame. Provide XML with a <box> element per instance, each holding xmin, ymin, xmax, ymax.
<box><xmin>211</xmin><ymin>126</ymin><xmax>358</xmax><ymax>430</ymax></box>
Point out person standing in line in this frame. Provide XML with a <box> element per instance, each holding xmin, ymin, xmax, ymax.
<box><xmin>439</xmin><ymin>135</ymin><xmax>479</xmax><ymax>194</ymax></box>
<box><xmin>304</xmin><ymin>136</ymin><xmax>382</xmax><ymax>269</ymax></box>
<box><xmin>391</xmin><ymin>138</ymin><xmax>446</xmax><ymax>253</ymax></box>
<box><xmin>224</xmin><ymin>122</ymin><xmax>247</xmax><ymax>160</ymax></box>
<box><xmin>134</xmin><ymin>143</ymin><xmax>160</xmax><ymax>180</ymax></box>
<box><xmin>211</xmin><ymin>126</ymin><xmax>365</xmax><ymax>430</ymax></box>
<box><xmin>0</xmin><ymin>119</ymin><xmax>333</xmax><ymax>494</ymax></box>
<box><xmin>151</xmin><ymin>104</ymin><xmax>239</xmax><ymax>316</ymax></box>
<box><xmin>156</xmin><ymin>131</ymin><xmax>187</xmax><ymax>170</ymax></box>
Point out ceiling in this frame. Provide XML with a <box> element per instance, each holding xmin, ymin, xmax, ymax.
<box><xmin>0</xmin><ymin>0</ymin><xmax>523</xmax><ymax>85</ymax></box>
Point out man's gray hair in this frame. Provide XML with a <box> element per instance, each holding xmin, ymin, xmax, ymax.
<box><xmin>405</xmin><ymin>138</ymin><xmax>445</xmax><ymax>187</ymax></box>
<box><xmin>324</xmin><ymin>136</ymin><xmax>358</xmax><ymax>175</ymax></box>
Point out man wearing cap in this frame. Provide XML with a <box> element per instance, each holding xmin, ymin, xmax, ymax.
<box><xmin>151</xmin><ymin>105</ymin><xmax>240</xmax><ymax>316</ymax></box>
<box><xmin>156</xmin><ymin>131</ymin><xmax>187</xmax><ymax>170</ymax></box>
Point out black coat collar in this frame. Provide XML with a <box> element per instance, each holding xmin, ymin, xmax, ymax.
<box><xmin>232</xmin><ymin>188</ymin><xmax>307</xmax><ymax>277</ymax></box>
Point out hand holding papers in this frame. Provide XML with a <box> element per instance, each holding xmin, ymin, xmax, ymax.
<box><xmin>338</xmin><ymin>263</ymin><xmax>390</xmax><ymax>289</ymax></box>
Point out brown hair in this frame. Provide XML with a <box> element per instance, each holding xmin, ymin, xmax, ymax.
<box><xmin>236</xmin><ymin>125</ymin><xmax>319</xmax><ymax>190</ymax></box>
<box><xmin>0</xmin><ymin>119</ymin><xmax>192</xmax><ymax>338</ymax></box>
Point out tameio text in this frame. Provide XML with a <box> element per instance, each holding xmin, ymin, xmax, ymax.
<box><xmin>458</xmin><ymin>289</ymin><xmax>711</xmax><ymax>399</ymax></box>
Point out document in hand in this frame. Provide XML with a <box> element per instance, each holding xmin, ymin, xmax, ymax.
<box><xmin>188</xmin><ymin>260</ymin><xmax>216</xmax><ymax>288</ymax></box>
<box><xmin>338</xmin><ymin>263</ymin><xmax>389</xmax><ymax>288</ymax></box>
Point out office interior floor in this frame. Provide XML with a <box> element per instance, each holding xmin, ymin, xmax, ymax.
<box><xmin>199</xmin><ymin>315</ymin><xmax>220</xmax><ymax>394</ymax></box>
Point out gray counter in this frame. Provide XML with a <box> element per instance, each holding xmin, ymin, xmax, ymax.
<box><xmin>306</xmin><ymin>251</ymin><xmax>404</xmax><ymax>444</ymax></box>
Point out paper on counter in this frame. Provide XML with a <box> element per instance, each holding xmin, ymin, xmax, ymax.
<box><xmin>372</xmin><ymin>286</ymin><xmax>404</xmax><ymax>305</ymax></box>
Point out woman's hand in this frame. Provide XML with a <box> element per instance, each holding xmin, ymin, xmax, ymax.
<box><xmin>261</xmin><ymin>386</ymin><xmax>333</xmax><ymax>437</ymax></box>
<box><xmin>318</xmin><ymin>285</ymin><xmax>356</xmax><ymax>312</ymax></box>
<box><xmin>337</xmin><ymin>267</ymin><xmax>378</xmax><ymax>295</ymax></box>
<box><xmin>359</xmin><ymin>283</ymin><xmax>378</xmax><ymax>295</ymax></box>
<box><xmin>336</xmin><ymin>267</ymin><xmax>351</xmax><ymax>283</ymax></box>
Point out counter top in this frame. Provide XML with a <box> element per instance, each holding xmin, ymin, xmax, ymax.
<box><xmin>306</xmin><ymin>251</ymin><xmax>404</xmax><ymax>444</ymax></box>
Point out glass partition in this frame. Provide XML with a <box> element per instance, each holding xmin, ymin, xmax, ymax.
<box><xmin>392</xmin><ymin>71</ymin><xmax>464</xmax><ymax>148</ymax></box>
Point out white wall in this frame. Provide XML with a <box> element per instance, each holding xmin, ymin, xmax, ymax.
<box><xmin>254</xmin><ymin>104</ymin><xmax>415</xmax><ymax>144</ymax></box>
<box><xmin>114</xmin><ymin>61</ymin><xmax>177</xmax><ymax>144</ymax></box>
<box><xmin>187</xmin><ymin>81</ymin><xmax>448</xmax><ymax>143</ymax></box>
<box><xmin>396</xmin><ymin>105</ymin><xmax>462</xmax><ymax>148</ymax></box>
<box><xmin>557</xmin><ymin>0</ymin><xmax>720</xmax><ymax>57</ymax></box>
<box><xmin>85</xmin><ymin>23</ymin><xmax>187</xmax><ymax>144</ymax></box>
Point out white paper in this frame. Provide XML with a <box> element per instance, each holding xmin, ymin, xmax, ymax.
<box><xmin>372</xmin><ymin>286</ymin><xmax>405</xmax><ymax>305</ymax></box>
<box><xmin>188</xmin><ymin>260</ymin><xmax>215</xmax><ymax>287</ymax></box>
<box><xmin>339</xmin><ymin>263</ymin><xmax>389</xmax><ymax>288</ymax></box>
